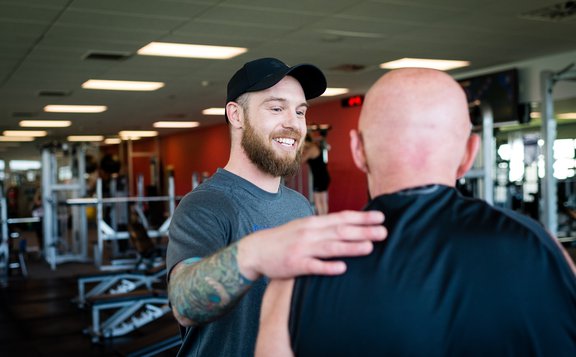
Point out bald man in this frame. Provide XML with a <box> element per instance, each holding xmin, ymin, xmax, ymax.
<box><xmin>255</xmin><ymin>68</ymin><xmax>576</xmax><ymax>356</ymax></box>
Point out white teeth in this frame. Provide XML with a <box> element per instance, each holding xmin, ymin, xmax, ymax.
<box><xmin>274</xmin><ymin>138</ymin><xmax>295</xmax><ymax>146</ymax></box>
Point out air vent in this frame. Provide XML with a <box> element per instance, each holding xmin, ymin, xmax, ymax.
<box><xmin>330</xmin><ymin>64</ymin><xmax>366</xmax><ymax>73</ymax></box>
<box><xmin>84</xmin><ymin>51</ymin><xmax>131</xmax><ymax>61</ymax></box>
<box><xmin>38</xmin><ymin>90</ymin><xmax>71</xmax><ymax>97</ymax></box>
<box><xmin>12</xmin><ymin>112</ymin><xmax>37</xmax><ymax>118</ymax></box>
<box><xmin>520</xmin><ymin>1</ymin><xmax>576</xmax><ymax>22</ymax></box>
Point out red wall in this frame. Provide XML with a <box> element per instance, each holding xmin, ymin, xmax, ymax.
<box><xmin>149</xmin><ymin>98</ymin><xmax>368</xmax><ymax>211</ymax></box>
<box><xmin>159</xmin><ymin>124</ymin><xmax>230</xmax><ymax>196</ymax></box>
<box><xmin>306</xmin><ymin>100</ymin><xmax>369</xmax><ymax>211</ymax></box>
<box><xmin>131</xmin><ymin>139</ymin><xmax>158</xmax><ymax>194</ymax></box>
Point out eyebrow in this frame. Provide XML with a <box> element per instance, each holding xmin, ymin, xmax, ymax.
<box><xmin>263</xmin><ymin>96</ymin><xmax>309</xmax><ymax>109</ymax></box>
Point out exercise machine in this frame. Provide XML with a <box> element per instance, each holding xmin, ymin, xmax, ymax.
<box><xmin>41</xmin><ymin>143</ymin><xmax>90</xmax><ymax>270</ymax></box>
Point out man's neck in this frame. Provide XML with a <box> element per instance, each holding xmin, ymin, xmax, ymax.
<box><xmin>368</xmin><ymin>171</ymin><xmax>455</xmax><ymax>197</ymax></box>
<box><xmin>224</xmin><ymin>160</ymin><xmax>282</xmax><ymax>193</ymax></box>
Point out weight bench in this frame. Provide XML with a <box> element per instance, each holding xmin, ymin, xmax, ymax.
<box><xmin>84</xmin><ymin>289</ymin><xmax>171</xmax><ymax>343</ymax></box>
<box><xmin>75</xmin><ymin>218</ymin><xmax>167</xmax><ymax>308</ymax></box>
<box><xmin>75</xmin><ymin>265</ymin><xmax>166</xmax><ymax>308</ymax></box>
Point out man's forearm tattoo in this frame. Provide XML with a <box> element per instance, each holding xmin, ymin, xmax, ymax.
<box><xmin>169</xmin><ymin>243</ymin><xmax>254</xmax><ymax>325</ymax></box>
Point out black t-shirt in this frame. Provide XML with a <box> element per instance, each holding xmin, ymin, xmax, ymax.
<box><xmin>290</xmin><ymin>185</ymin><xmax>576</xmax><ymax>356</ymax></box>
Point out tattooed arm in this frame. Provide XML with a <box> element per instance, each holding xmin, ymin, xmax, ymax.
<box><xmin>168</xmin><ymin>211</ymin><xmax>387</xmax><ymax>326</ymax></box>
<box><xmin>168</xmin><ymin>243</ymin><xmax>253</xmax><ymax>326</ymax></box>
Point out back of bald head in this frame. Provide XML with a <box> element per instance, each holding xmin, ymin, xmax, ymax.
<box><xmin>358</xmin><ymin>68</ymin><xmax>472</xmax><ymax>182</ymax></box>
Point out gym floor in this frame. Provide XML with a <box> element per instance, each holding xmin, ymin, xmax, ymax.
<box><xmin>0</xmin><ymin>231</ymin><xmax>180</xmax><ymax>357</ymax></box>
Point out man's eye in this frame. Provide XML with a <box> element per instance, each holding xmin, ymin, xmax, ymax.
<box><xmin>296</xmin><ymin>110</ymin><xmax>306</xmax><ymax>116</ymax></box>
<box><xmin>271</xmin><ymin>107</ymin><xmax>282</xmax><ymax>112</ymax></box>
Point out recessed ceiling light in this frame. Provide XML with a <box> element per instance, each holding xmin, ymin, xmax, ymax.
<box><xmin>322</xmin><ymin>88</ymin><xmax>350</xmax><ymax>96</ymax></box>
<box><xmin>118</xmin><ymin>130</ymin><xmax>158</xmax><ymax>138</ymax></box>
<box><xmin>379</xmin><ymin>58</ymin><xmax>470</xmax><ymax>71</ymax></box>
<box><xmin>103</xmin><ymin>138</ymin><xmax>122</xmax><ymax>144</ymax></box>
<box><xmin>137</xmin><ymin>42</ymin><xmax>248</xmax><ymax>59</ymax></box>
<box><xmin>153</xmin><ymin>121</ymin><xmax>200</xmax><ymax>128</ymax></box>
<box><xmin>3</xmin><ymin>130</ymin><xmax>47</xmax><ymax>137</ymax></box>
<box><xmin>9</xmin><ymin>160</ymin><xmax>41</xmax><ymax>171</ymax></box>
<box><xmin>67</xmin><ymin>135</ymin><xmax>104</xmax><ymax>142</ymax></box>
<box><xmin>44</xmin><ymin>105</ymin><xmax>107</xmax><ymax>113</ymax></box>
<box><xmin>0</xmin><ymin>136</ymin><xmax>35</xmax><ymax>142</ymax></box>
<box><xmin>82</xmin><ymin>79</ymin><xmax>165</xmax><ymax>91</ymax></box>
<box><xmin>558</xmin><ymin>112</ymin><xmax>576</xmax><ymax>119</ymax></box>
<box><xmin>20</xmin><ymin>120</ymin><xmax>72</xmax><ymax>128</ymax></box>
<box><xmin>202</xmin><ymin>108</ymin><xmax>225</xmax><ymax>115</ymax></box>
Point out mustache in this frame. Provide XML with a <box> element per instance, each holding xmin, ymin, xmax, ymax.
<box><xmin>272</xmin><ymin>128</ymin><xmax>302</xmax><ymax>141</ymax></box>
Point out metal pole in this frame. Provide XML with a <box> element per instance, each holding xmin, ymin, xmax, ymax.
<box><xmin>128</xmin><ymin>140</ymin><xmax>134</xmax><ymax>197</ymax></box>
<box><xmin>168</xmin><ymin>175</ymin><xmax>175</xmax><ymax>217</ymax></box>
<box><xmin>76</xmin><ymin>144</ymin><xmax>88</xmax><ymax>259</ymax></box>
<box><xmin>192</xmin><ymin>172</ymin><xmax>199</xmax><ymax>190</ymax></box>
<box><xmin>96</xmin><ymin>178</ymin><xmax>104</xmax><ymax>268</ymax></box>
<box><xmin>540</xmin><ymin>70</ymin><xmax>557</xmax><ymax>236</ymax></box>
<box><xmin>41</xmin><ymin>148</ymin><xmax>57</xmax><ymax>270</ymax></box>
<box><xmin>0</xmin><ymin>188</ymin><xmax>9</xmax><ymax>286</ymax></box>
<box><xmin>481</xmin><ymin>104</ymin><xmax>494</xmax><ymax>205</ymax></box>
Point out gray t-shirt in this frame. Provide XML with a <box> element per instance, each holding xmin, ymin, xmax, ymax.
<box><xmin>167</xmin><ymin>168</ymin><xmax>314</xmax><ymax>357</ymax></box>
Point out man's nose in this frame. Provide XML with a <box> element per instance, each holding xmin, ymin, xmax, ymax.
<box><xmin>282</xmin><ymin>110</ymin><xmax>300</xmax><ymax>129</ymax></box>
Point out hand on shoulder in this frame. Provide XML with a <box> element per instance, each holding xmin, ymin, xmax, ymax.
<box><xmin>238</xmin><ymin>210</ymin><xmax>387</xmax><ymax>279</ymax></box>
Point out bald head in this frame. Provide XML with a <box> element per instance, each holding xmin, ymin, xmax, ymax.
<box><xmin>351</xmin><ymin>68</ymin><xmax>478</xmax><ymax>195</ymax></box>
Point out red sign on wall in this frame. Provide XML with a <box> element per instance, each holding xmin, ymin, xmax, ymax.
<box><xmin>341</xmin><ymin>95</ymin><xmax>364</xmax><ymax>108</ymax></box>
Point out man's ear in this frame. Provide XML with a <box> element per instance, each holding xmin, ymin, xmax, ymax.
<box><xmin>350</xmin><ymin>129</ymin><xmax>369</xmax><ymax>173</ymax></box>
<box><xmin>456</xmin><ymin>133</ymin><xmax>480</xmax><ymax>178</ymax></box>
<box><xmin>226</xmin><ymin>102</ymin><xmax>243</xmax><ymax>129</ymax></box>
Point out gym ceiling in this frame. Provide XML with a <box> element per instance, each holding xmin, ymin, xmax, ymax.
<box><xmin>1</xmin><ymin>0</ymin><xmax>575</xmax><ymax>160</ymax></box>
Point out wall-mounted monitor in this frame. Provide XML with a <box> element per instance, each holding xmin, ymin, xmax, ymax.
<box><xmin>458</xmin><ymin>68</ymin><xmax>520</xmax><ymax>126</ymax></box>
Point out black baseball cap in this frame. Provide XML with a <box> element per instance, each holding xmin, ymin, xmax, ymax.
<box><xmin>225</xmin><ymin>57</ymin><xmax>327</xmax><ymax>121</ymax></box>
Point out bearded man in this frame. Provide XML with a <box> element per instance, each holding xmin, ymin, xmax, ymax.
<box><xmin>166</xmin><ymin>58</ymin><xmax>387</xmax><ymax>356</ymax></box>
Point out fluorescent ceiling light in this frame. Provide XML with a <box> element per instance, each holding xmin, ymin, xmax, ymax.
<box><xmin>558</xmin><ymin>113</ymin><xmax>576</xmax><ymax>120</ymax></box>
<box><xmin>20</xmin><ymin>120</ymin><xmax>71</xmax><ymax>128</ymax></box>
<box><xmin>137</xmin><ymin>42</ymin><xmax>247</xmax><ymax>59</ymax></box>
<box><xmin>0</xmin><ymin>136</ymin><xmax>35</xmax><ymax>142</ymax></box>
<box><xmin>67</xmin><ymin>135</ymin><xmax>104</xmax><ymax>142</ymax></box>
<box><xmin>82</xmin><ymin>79</ymin><xmax>165</xmax><ymax>91</ymax></box>
<box><xmin>322</xmin><ymin>88</ymin><xmax>350</xmax><ymax>96</ymax></box>
<box><xmin>103</xmin><ymin>138</ymin><xmax>122</xmax><ymax>144</ymax></box>
<box><xmin>44</xmin><ymin>105</ymin><xmax>107</xmax><ymax>113</ymax></box>
<box><xmin>9</xmin><ymin>160</ymin><xmax>41</xmax><ymax>171</ymax></box>
<box><xmin>119</xmin><ymin>130</ymin><xmax>158</xmax><ymax>138</ymax></box>
<box><xmin>202</xmin><ymin>108</ymin><xmax>225</xmax><ymax>115</ymax></box>
<box><xmin>379</xmin><ymin>58</ymin><xmax>470</xmax><ymax>71</ymax></box>
<box><xmin>3</xmin><ymin>130</ymin><xmax>47</xmax><ymax>137</ymax></box>
<box><xmin>153</xmin><ymin>121</ymin><xmax>200</xmax><ymax>128</ymax></box>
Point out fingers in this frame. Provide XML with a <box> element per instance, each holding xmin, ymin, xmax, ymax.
<box><xmin>308</xmin><ymin>210</ymin><xmax>385</xmax><ymax>228</ymax></box>
<box><xmin>303</xmin><ymin>258</ymin><xmax>347</xmax><ymax>275</ymax></box>
<box><xmin>312</xmin><ymin>240</ymin><xmax>375</xmax><ymax>259</ymax></box>
<box><xmin>334</xmin><ymin>222</ymin><xmax>387</xmax><ymax>242</ymax></box>
<box><xmin>244</xmin><ymin>210</ymin><xmax>388</xmax><ymax>279</ymax></box>
<box><xmin>298</xmin><ymin>210</ymin><xmax>387</xmax><ymax>242</ymax></box>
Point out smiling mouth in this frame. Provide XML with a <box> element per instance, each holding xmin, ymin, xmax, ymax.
<box><xmin>273</xmin><ymin>137</ymin><xmax>296</xmax><ymax>147</ymax></box>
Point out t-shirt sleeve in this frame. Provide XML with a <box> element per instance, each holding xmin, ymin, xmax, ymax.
<box><xmin>166</xmin><ymin>189</ymin><xmax>237</xmax><ymax>275</ymax></box>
